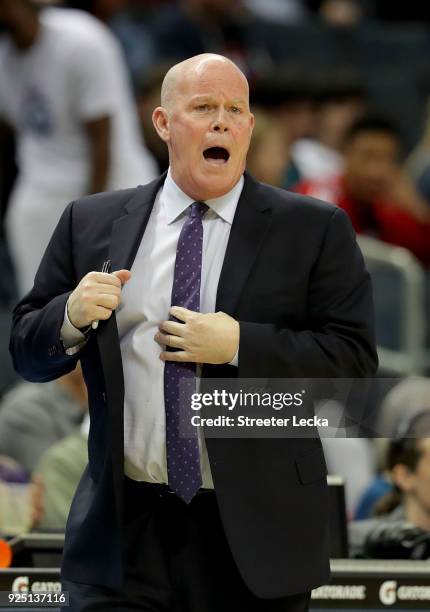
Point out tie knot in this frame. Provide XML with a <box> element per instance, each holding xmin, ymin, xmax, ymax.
<box><xmin>190</xmin><ymin>201</ymin><xmax>209</xmax><ymax>219</ymax></box>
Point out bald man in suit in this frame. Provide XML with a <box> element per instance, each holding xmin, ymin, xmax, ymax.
<box><xmin>10</xmin><ymin>54</ymin><xmax>378</xmax><ymax>611</ymax></box>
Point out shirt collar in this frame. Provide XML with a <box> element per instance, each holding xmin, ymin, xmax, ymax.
<box><xmin>161</xmin><ymin>167</ymin><xmax>244</xmax><ymax>225</ymax></box>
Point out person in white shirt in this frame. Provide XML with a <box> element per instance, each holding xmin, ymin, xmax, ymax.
<box><xmin>0</xmin><ymin>0</ymin><xmax>157</xmax><ymax>295</ymax></box>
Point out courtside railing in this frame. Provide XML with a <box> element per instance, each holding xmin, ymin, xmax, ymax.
<box><xmin>357</xmin><ymin>235</ymin><xmax>429</xmax><ymax>375</ymax></box>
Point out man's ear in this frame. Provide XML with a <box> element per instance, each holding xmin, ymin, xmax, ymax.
<box><xmin>152</xmin><ymin>107</ymin><xmax>170</xmax><ymax>143</ymax></box>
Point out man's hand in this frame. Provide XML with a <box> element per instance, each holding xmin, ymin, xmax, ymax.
<box><xmin>155</xmin><ymin>306</ymin><xmax>239</xmax><ymax>365</ymax></box>
<box><xmin>67</xmin><ymin>269</ymin><xmax>131</xmax><ymax>329</ymax></box>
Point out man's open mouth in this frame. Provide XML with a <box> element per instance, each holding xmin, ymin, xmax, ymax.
<box><xmin>203</xmin><ymin>147</ymin><xmax>230</xmax><ymax>164</ymax></box>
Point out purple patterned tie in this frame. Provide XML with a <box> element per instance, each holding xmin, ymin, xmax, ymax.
<box><xmin>164</xmin><ymin>201</ymin><xmax>208</xmax><ymax>503</ymax></box>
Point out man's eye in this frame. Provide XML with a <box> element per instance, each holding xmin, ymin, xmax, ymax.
<box><xmin>196</xmin><ymin>104</ymin><xmax>210</xmax><ymax>111</ymax></box>
<box><xmin>230</xmin><ymin>106</ymin><xmax>242</xmax><ymax>114</ymax></box>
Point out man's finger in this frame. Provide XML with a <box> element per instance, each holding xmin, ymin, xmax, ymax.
<box><xmin>169</xmin><ymin>306</ymin><xmax>193</xmax><ymax>322</ymax></box>
<box><xmin>94</xmin><ymin>284</ymin><xmax>121</xmax><ymax>296</ymax></box>
<box><xmin>87</xmin><ymin>272</ymin><xmax>122</xmax><ymax>287</ymax></box>
<box><xmin>159</xmin><ymin>320</ymin><xmax>186</xmax><ymax>336</ymax></box>
<box><xmin>94</xmin><ymin>305</ymin><xmax>114</xmax><ymax>320</ymax></box>
<box><xmin>96</xmin><ymin>293</ymin><xmax>119</xmax><ymax>310</ymax></box>
<box><xmin>160</xmin><ymin>350</ymin><xmax>196</xmax><ymax>362</ymax></box>
<box><xmin>155</xmin><ymin>332</ymin><xmax>185</xmax><ymax>349</ymax></box>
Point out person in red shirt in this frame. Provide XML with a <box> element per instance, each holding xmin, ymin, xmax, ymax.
<box><xmin>294</xmin><ymin>115</ymin><xmax>430</xmax><ymax>266</ymax></box>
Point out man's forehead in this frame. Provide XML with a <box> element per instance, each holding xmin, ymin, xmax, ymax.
<box><xmin>179</xmin><ymin>64</ymin><xmax>249</xmax><ymax>97</ymax></box>
<box><xmin>195</xmin><ymin>62</ymin><xmax>246</xmax><ymax>83</ymax></box>
<box><xmin>161</xmin><ymin>54</ymin><xmax>249</xmax><ymax>109</ymax></box>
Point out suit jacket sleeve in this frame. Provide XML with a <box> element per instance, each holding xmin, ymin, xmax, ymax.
<box><xmin>9</xmin><ymin>201</ymin><xmax>80</xmax><ymax>382</ymax></box>
<box><xmin>238</xmin><ymin>208</ymin><xmax>378</xmax><ymax>378</ymax></box>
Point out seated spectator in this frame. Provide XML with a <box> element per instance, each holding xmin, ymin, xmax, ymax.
<box><xmin>0</xmin><ymin>454</ymin><xmax>27</xmax><ymax>484</ymax></box>
<box><xmin>31</xmin><ymin>415</ymin><xmax>88</xmax><ymax>531</ymax></box>
<box><xmin>355</xmin><ymin>377</ymin><xmax>430</xmax><ymax>519</ymax></box>
<box><xmin>0</xmin><ymin>454</ymin><xmax>33</xmax><ymax>535</ymax></box>
<box><xmin>251</xmin><ymin>70</ymin><xmax>317</xmax><ymax>188</ymax></box>
<box><xmin>246</xmin><ymin>109</ymin><xmax>290</xmax><ymax>187</ymax></box>
<box><xmin>294</xmin><ymin>115</ymin><xmax>430</xmax><ymax>266</ymax></box>
<box><xmin>0</xmin><ymin>366</ymin><xmax>87</xmax><ymax>474</ymax></box>
<box><xmin>292</xmin><ymin>72</ymin><xmax>367</xmax><ymax>182</ymax></box>
<box><xmin>407</xmin><ymin>100</ymin><xmax>430</xmax><ymax>208</ymax></box>
<box><xmin>349</xmin><ymin>410</ymin><xmax>430</xmax><ymax>559</ymax></box>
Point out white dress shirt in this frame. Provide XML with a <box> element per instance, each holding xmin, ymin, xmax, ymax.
<box><xmin>61</xmin><ymin>169</ymin><xmax>243</xmax><ymax>487</ymax></box>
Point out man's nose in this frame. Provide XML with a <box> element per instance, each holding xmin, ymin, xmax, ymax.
<box><xmin>214</xmin><ymin>122</ymin><xmax>228</xmax><ymax>132</ymax></box>
<box><xmin>212</xmin><ymin>109</ymin><xmax>228</xmax><ymax>132</ymax></box>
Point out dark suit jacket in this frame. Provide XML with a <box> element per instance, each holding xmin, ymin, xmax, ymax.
<box><xmin>10</xmin><ymin>172</ymin><xmax>378</xmax><ymax>598</ymax></box>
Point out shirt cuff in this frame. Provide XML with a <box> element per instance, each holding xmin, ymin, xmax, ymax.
<box><xmin>61</xmin><ymin>302</ymin><xmax>89</xmax><ymax>354</ymax></box>
<box><xmin>228</xmin><ymin>348</ymin><xmax>239</xmax><ymax>367</ymax></box>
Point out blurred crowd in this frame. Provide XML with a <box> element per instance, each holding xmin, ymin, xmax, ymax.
<box><xmin>1</xmin><ymin>0</ymin><xmax>430</xmax><ymax>560</ymax></box>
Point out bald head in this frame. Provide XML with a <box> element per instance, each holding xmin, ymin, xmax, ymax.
<box><xmin>160</xmin><ymin>53</ymin><xmax>249</xmax><ymax>112</ymax></box>
<box><xmin>152</xmin><ymin>52</ymin><xmax>254</xmax><ymax>201</ymax></box>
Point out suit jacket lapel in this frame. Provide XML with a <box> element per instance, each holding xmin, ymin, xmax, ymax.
<box><xmin>216</xmin><ymin>172</ymin><xmax>273</xmax><ymax>315</ymax></box>
<box><xmin>108</xmin><ymin>173</ymin><xmax>167</xmax><ymax>272</ymax></box>
<box><xmin>96</xmin><ymin>174</ymin><xmax>167</xmax><ymax>489</ymax></box>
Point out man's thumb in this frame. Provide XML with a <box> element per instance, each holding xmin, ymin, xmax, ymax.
<box><xmin>112</xmin><ymin>269</ymin><xmax>132</xmax><ymax>285</ymax></box>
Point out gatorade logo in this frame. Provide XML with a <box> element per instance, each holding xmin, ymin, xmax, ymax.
<box><xmin>379</xmin><ymin>580</ymin><xmax>397</xmax><ymax>605</ymax></box>
<box><xmin>11</xmin><ymin>576</ymin><xmax>29</xmax><ymax>593</ymax></box>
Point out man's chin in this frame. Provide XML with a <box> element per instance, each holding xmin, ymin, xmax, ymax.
<box><xmin>192</xmin><ymin>173</ymin><xmax>240</xmax><ymax>200</ymax></box>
